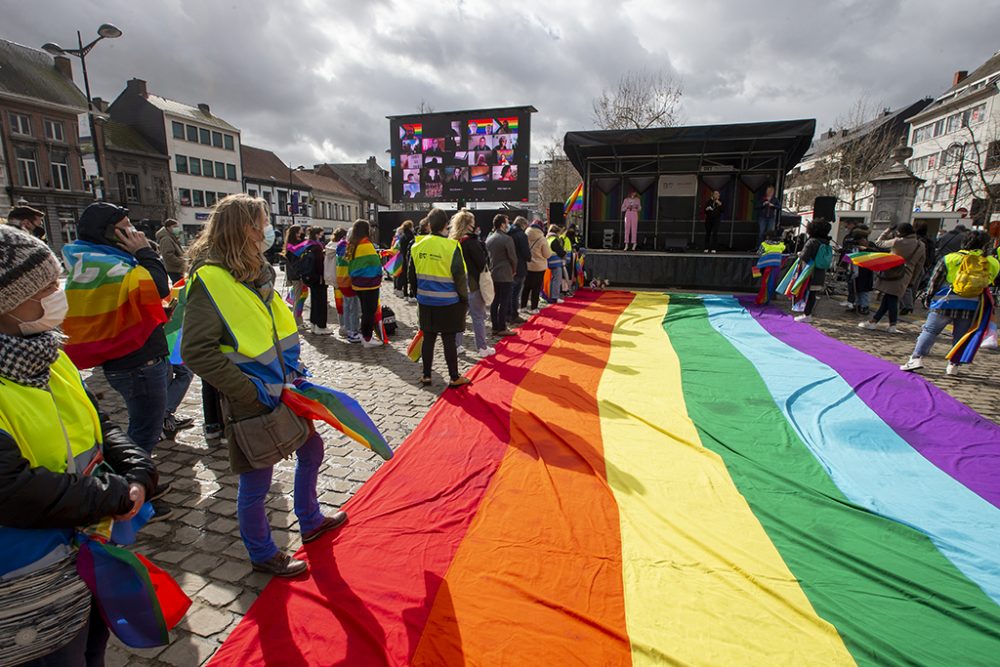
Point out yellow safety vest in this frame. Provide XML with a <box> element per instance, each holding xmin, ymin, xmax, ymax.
<box><xmin>547</xmin><ymin>235</ymin><xmax>565</xmax><ymax>269</ymax></box>
<box><xmin>411</xmin><ymin>235</ymin><xmax>462</xmax><ymax>306</ymax></box>
<box><xmin>190</xmin><ymin>265</ymin><xmax>300</xmax><ymax>402</ymax></box>
<box><xmin>760</xmin><ymin>242</ymin><xmax>785</xmax><ymax>254</ymax></box>
<box><xmin>0</xmin><ymin>350</ymin><xmax>101</xmax><ymax>578</ymax></box>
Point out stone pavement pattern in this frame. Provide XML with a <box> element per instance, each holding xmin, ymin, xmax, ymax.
<box><xmin>83</xmin><ymin>286</ymin><xmax>997</xmax><ymax>666</ymax></box>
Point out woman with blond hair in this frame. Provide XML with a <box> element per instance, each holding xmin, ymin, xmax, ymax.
<box><xmin>182</xmin><ymin>194</ymin><xmax>347</xmax><ymax>578</ymax></box>
<box><xmin>450</xmin><ymin>210</ymin><xmax>493</xmax><ymax>357</ymax></box>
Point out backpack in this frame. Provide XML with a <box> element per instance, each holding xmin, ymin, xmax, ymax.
<box><xmin>814</xmin><ymin>242</ymin><xmax>834</xmax><ymax>271</ymax></box>
<box><xmin>295</xmin><ymin>249</ymin><xmax>318</xmax><ymax>285</ymax></box>
<box><xmin>380</xmin><ymin>306</ymin><xmax>397</xmax><ymax>336</ymax></box>
<box><xmin>952</xmin><ymin>253</ymin><xmax>992</xmax><ymax>298</ymax></box>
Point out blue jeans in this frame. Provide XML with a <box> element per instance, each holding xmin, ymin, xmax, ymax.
<box><xmin>237</xmin><ymin>432</ymin><xmax>325</xmax><ymax>563</ymax></box>
<box><xmin>857</xmin><ymin>291</ymin><xmax>871</xmax><ymax>310</ymax></box>
<box><xmin>342</xmin><ymin>295</ymin><xmax>360</xmax><ymax>335</ymax></box>
<box><xmin>758</xmin><ymin>217</ymin><xmax>775</xmax><ymax>245</ymax></box>
<box><xmin>103</xmin><ymin>357</ymin><xmax>170</xmax><ymax>454</ymax></box>
<box><xmin>549</xmin><ymin>266</ymin><xmax>563</xmax><ymax>302</ymax></box>
<box><xmin>457</xmin><ymin>289</ymin><xmax>488</xmax><ymax>350</ymax></box>
<box><xmin>166</xmin><ymin>364</ymin><xmax>193</xmax><ymax>417</ymax></box>
<box><xmin>912</xmin><ymin>311</ymin><xmax>974</xmax><ymax>359</ymax></box>
<box><xmin>510</xmin><ymin>274</ymin><xmax>525</xmax><ymax>319</ymax></box>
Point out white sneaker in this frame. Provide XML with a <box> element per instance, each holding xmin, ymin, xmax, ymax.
<box><xmin>945</xmin><ymin>362</ymin><xmax>960</xmax><ymax>376</ymax></box>
<box><xmin>476</xmin><ymin>347</ymin><xmax>496</xmax><ymax>358</ymax></box>
<box><xmin>529</xmin><ymin>308</ymin><xmax>540</xmax><ymax>314</ymax></box>
<box><xmin>361</xmin><ymin>337</ymin><xmax>383</xmax><ymax>348</ymax></box>
<box><xmin>858</xmin><ymin>321</ymin><xmax>876</xmax><ymax>330</ymax></box>
<box><xmin>703</xmin><ymin>249</ymin><xmax>709</xmax><ymax>253</ymax></box>
<box><xmin>311</xmin><ymin>325</ymin><xmax>332</xmax><ymax>335</ymax></box>
<box><xmin>886</xmin><ymin>325</ymin><xmax>899</xmax><ymax>334</ymax></box>
<box><xmin>405</xmin><ymin>297</ymin><xmax>415</xmax><ymax>304</ymax></box>
<box><xmin>456</xmin><ymin>345</ymin><xmax>466</xmax><ymax>356</ymax></box>
<box><xmin>842</xmin><ymin>302</ymin><xmax>855</xmax><ymax>309</ymax></box>
<box><xmin>793</xmin><ymin>315</ymin><xmax>813</xmax><ymax>323</ymax></box>
<box><xmin>900</xmin><ymin>357</ymin><xmax>924</xmax><ymax>372</ymax></box>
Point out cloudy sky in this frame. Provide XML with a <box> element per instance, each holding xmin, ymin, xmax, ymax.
<box><xmin>8</xmin><ymin>0</ymin><xmax>1000</xmax><ymax>167</ymax></box>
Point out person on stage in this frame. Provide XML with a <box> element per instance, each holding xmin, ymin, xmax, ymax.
<box><xmin>620</xmin><ymin>189</ymin><xmax>641</xmax><ymax>251</ymax></box>
<box><xmin>757</xmin><ymin>185</ymin><xmax>780</xmax><ymax>245</ymax></box>
<box><xmin>704</xmin><ymin>190</ymin><xmax>723</xmax><ymax>253</ymax></box>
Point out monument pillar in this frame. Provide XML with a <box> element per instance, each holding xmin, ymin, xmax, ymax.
<box><xmin>868</xmin><ymin>141</ymin><xmax>924</xmax><ymax>235</ymax></box>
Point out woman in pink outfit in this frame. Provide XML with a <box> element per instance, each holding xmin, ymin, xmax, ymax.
<box><xmin>621</xmin><ymin>189</ymin><xmax>641</xmax><ymax>250</ymax></box>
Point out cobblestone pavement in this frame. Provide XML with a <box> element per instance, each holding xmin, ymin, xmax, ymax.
<box><xmin>85</xmin><ymin>285</ymin><xmax>998</xmax><ymax>666</ymax></box>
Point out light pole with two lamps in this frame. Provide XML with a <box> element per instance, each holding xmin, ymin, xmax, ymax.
<box><xmin>43</xmin><ymin>23</ymin><xmax>123</xmax><ymax>199</ymax></box>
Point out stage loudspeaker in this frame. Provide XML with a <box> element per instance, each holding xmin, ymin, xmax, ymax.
<box><xmin>813</xmin><ymin>196</ymin><xmax>837</xmax><ymax>223</ymax></box>
<box><xmin>549</xmin><ymin>202</ymin><xmax>565</xmax><ymax>227</ymax></box>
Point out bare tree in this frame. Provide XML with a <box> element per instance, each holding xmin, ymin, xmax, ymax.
<box><xmin>536</xmin><ymin>137</ymin><xmax>580</xmax><ymax>216</ymax></box>
<box><xmin>959</xmin><ymin>121</ymin><xmax>1000</xmax><ymax>226</ymax></box>
<box><xmin>592</xmin><ymin>68</ymin><xmax>683</xmax><ymax>130</ymax></box>
<box><xmin>417</xmin><ymin>100</ymin><xmax>435</xmax><ymax>114</ymax></box>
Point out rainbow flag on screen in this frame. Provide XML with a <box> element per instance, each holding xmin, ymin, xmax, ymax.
<box><xmin>281</xmin><ymin>378</ymin><xmax>392</xmax><ymax>460</ymax></box>
<box><xmin>564</xmin><ymin>182</ymin><xmax>584</xmax><ymax>215</ymax></box>
<box><xmin>61</xmin><ymin>241</ymin><xmax>168</xmax><ymax>369</ymax></box>
<box><xmin>848</xmin><ymin>251</ymin><xmax>905</xmax><ymax>272</ymax></box>
<box><xmin>469</xmin><ymin>118</ymin><xmax>494</xmax><ymax>134</ymax></box>
<box><xmin>496</xmin><ymin>117</ymin><xmax>518</xmax><ymax>131</ymax></box>
<box><xmin>212</xmin><ymin>291</ymin><xmax>1000</xmax><ymax>666</ymax></box>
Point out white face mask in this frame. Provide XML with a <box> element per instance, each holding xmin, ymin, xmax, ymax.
<box><xmin>259</xmin><ymin>225</ymin><xmax>276</xmax><ymax>253</ymax></box>
<box><xmin>14</xmin><ymin>291</ymin><xmax>69</xmax><ymax>335</ymax></box>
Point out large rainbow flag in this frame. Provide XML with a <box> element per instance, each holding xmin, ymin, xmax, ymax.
<box><xmin>211</xmin><ymin>291</ymin><xmax>1000</xmax><ymax>666</ymax></box>
<box><xmin>61</xmin><ymin>241</ymin><xmax>168</xmax><ymax>369</ymax></box>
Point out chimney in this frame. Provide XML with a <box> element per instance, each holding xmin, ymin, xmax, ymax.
<box><xmin>53</xmin><ymin>55</ymin><xmax>73</xmax><ymax>81</ymax></box>
<box><xmin>825</xmin><ymin>128</ymin><xmax>835</xmax><ymax>139</ymax></box>
<box><xmin>126</xmin><ymin>78</ymin><xmax>148</xmax><ymax>98</ymax></box>
<box><xmin>198</xmin><ymin>103</ymin><xmax>211</xmax><ymax>115</ymax></box>
<box><xmin>92</xmin><ymin>97</ymin><xmax>109</xmax><ymax>113</ymax></box>
<box><xmin>953</xmin><ymin>70</ymin><xmax>969</xmax><ymax>86</ymax></box>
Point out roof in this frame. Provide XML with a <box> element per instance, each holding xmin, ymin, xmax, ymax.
<box><xmin>803</xmin><ymin>99</ymin><xmax>932</xmax><ymax>161</ymax></box>
<box><xmin>102</xmin><ymin>120</ymin><xmax>166</xmax><ymax>157</ymax></box>
<box><xmin>318</xmin><ymin>163</ymin><xmax>389</xmax><ymax>205</ymax></box>
<box><xmin>146</xmin><ymin>94</ymin><xmax>239</xmax><ymax>132</ymax></box>
<box><xmin>240</xmin><ymin>145</ymin><xmax>311</xmax><ymax>188</ymax></box>
<box><xmin>0</xmin><ymin>39</ymin><xmax>87</xmax><ymax>111</ymax></box>
<box><xmin>386</xmin><ymin>105</ymin><xmax>537</xmax><ymax>122</ymax></box>
<box><xmin>563</xmin><ymin>119</ymin><xmax>816</xmax><ymax>176</ymax></box>
<box><xmin>945</xmin><ymin>49</ymin><xmax>1000</xmax><ymax>95</ymax></box>
<box><xmin>294</xmin><ymin>169</ymin><xmax>356</xmax><ymax>198</ymax></box>
<box><xmin>909</xmin><ymin>49</ymin><xmax>1000</xmax><ymax>125</ymax></box>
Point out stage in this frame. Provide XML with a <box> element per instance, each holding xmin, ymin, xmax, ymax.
<box><xmin>584</xmin><ymin>249</ymin><xmax>759</xmax><ymax>291</ymax></box>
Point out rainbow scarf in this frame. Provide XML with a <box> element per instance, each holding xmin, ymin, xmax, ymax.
<box><xmin>213</xmin><ymin>291</ymin><xmax>1000</xmax><ymax>666</ymax></box>
<box><xmin>282</xmin><ymin>378</ymin><xmax>392</xmax><ymax>460</ymax></box>
<box><xmin>946</xmin><ymin>292</ymin><xmax>996</xmax><ymax>364</ymax></box>
<box><xmin>61</xmin><ymin>241</ymin><xmax>168</xmax><ymax>369</ymax></box>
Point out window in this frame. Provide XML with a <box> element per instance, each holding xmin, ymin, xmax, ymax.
<box><xmin>224</xmin><ymin>134</ymin><xmax>234</xmax><ymax>151</ymax></box>
<box><xmin>943</xmin><ymin>145</ymin><xmax>964</xmax><ymax>166</ymax></box>
<box><xmin>934</xmin><ymin>183</ymin><xmax>951</xmax><ymax>201</ymax></box>
<box><xmin>927</xmin><ymin>153</ymin><xmax>938</xmax><ymax>169</ymax></box>
<box><xmin>199</xmin><ymin>128</ymin><xmax>211</xmax><ymax>145</ymax></box>
<box><xmin>202</xmin><ymin>160</ymin><xmax>214</xmax><ymax>178</ymax></box>
<box><xmin>193</xmin><ymin>189</ymin><xmax>205</xmax><ymax>207</ymax></box>
<box><xmin>205</xmin><ymin>191</ymin><xmax>217</xmax><ymax>207</ymax></box>
<box><xmin>44</xmin><ymin>119</ymin><xmax>65</xmax><ymax>142</ymax></box>
<box><xmin>155</xmin><ymin>177</ymin><xmax>167</xmax><ymax>203</ymax></box>
<box><xmin>124</xmin><ymin>173</ymin><xmax>140</xmax><ymax>203</ymax></box>
<box><xmin>172</xmin><ymin>121</ymin><xmax>185</xmax><ymax>139</ymax></box>
<box><xmin>212</xmin><ymin>131</ymin><xmax>223</xmax><ymax>148</ymax></box>
<box><xmin>986</xmin><ymin>141</ymin><xmax>1000</xmax><ymax>171</ymax></box>
<box><xmin>175</xmin><ymin>154</ymin><xmax>188</xmax><ymax>174</ymax></box>
<box><xmin>933</xmin><ymin>119</ymin><xmax>945</xmax><ymax>137</ymax></box>
<box><xmin>215</xmin><ymin>161</ymin><xmax>225</xmax><ymax>179</ymax></box>
<box><xmin>946</xmin><ymin>113</ymin><xmax>962</xmax><ymax>133</ymax></box>
<box><xmin>217</xmin><ymin>192</ymin><xmax>227</xmax><ymax>202</ymax></box>
<box><xmin>49</xmin><ymin>149</ymin><xmax>71</xmax><ymax>190</ymax></box>
<box><xmin>186</xmin><ymin>125</ymin><xmax>198</xmax><ymax>142</ymax></box>
<box><xmin>15</xmin><ymin>147</ymin><xmax>39</xmax><ymax>187</ymax></box>
<box><xmin>226</xmin><ymin>163</ymin><xmax>237</xmax><ymax>181</ymax></box>
<box><xmin>248</xmin><ymin>188</ymin><xmax>258</xmax><ymax>198</ymax></box>
<box><xmin>262</xmin><ymin>190</ymin><xmax>272</xmax><ymax>204</ymax></box>
<box><xmin>179</xmin><ymin>188</ymin><xmax>192</xmax><ymax>206</ymax></box>
<box><xmin>193</xmin><ymin>157</ymin><xmax>206</xmax><ymax>176</ymax></box>
<box><xmin>9</xmin><ymin>112</ymin><xmax>31</xmax><ymax>136</ymax></box>
<box><xmin>969</xmin><ymin>103</ymin><xmax>986</xmax><ymax>125</ymax></box>
<box><xmin>278</xmin><ymin>190</ymin><xmax>287</xmax><ymax>213</ymax></box>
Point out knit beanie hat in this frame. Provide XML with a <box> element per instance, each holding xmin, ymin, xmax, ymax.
<box><xmin>0</xmin><ymin>226</ymin><xmax>62</xmax><ymax>314</ymax></box>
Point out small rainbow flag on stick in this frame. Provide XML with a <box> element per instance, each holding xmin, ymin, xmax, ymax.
<box><xmin>407</xmin><ymin>330</ymin><xmax>424</xmax><ymax>362</ymax></box>
<box><xmin>384</xmin><ymin>252</ymin><xmax>403</xmax><ymax>278</ymax></box>
<box><xmin>848</xmin><ymin>251</ymin><xmax>905</xmax><ymax>272</ymax></box>
<box><xmin>282</xmin><ymin>378</ymin><xmax>392</xmax><ymax>460</ymax></box>
<box><xmin>564</xmin><ymin>183</ymin><xmax>584</xmax><ymax>215</ymax></box>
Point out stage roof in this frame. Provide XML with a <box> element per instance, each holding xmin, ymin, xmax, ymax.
<box><xmin>563</xmin><ymin>119</ymin><xmax>816</xmax><ymax>175</ymax></box>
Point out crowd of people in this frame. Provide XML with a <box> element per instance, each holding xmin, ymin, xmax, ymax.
<box><xmin>0</xmin><ymin>199</ymin><xmax>582</xmax><ymax>663</ymax></box>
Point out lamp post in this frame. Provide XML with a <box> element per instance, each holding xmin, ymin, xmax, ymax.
<box><xmin>43</xmin><ymin>24</ymin><xmax>123</xmax><ymax>199</ymax></box>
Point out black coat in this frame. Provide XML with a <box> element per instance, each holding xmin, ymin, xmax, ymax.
<box><xmin>509</xmin><ymin>226</ymin><xmax>531</xmax><ymax>278</ymax></box>
<box><xmin>0</xmin><ymin>386</ymin><xmax>157</xmax><ymax>529</ymax></box>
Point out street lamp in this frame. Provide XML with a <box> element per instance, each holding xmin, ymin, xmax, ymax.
<box><xmin>43</xmin><ymin>24</ymin><xmax>123</xmax><ymax>198</ymax></box>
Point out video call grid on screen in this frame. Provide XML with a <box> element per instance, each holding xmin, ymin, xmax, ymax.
<box><xmin>389</xmin><ymin>107</ymin><xmax>533</xmax><ymax>203</ymax></box>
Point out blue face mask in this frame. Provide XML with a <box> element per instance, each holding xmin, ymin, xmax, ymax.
<box><xmin>260</xmin><ymin>225</ymin><xmax>276</xmax><ymax>253</ymax></box>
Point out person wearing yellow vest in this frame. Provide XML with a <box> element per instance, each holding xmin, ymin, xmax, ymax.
<box><xmin>407</xmin><ymin>207</ymin><xmax>471</xmax><ymax>388</ymax></box>
<box><xmin>0</xmin><ymin>226</ymin><xmax>156</xmax><ymax>665</ymax></box>
<box><xmin>182</xmin><ymin>194</ymin><xmax>347</xmax><ymax>578</ymax></box>
<box><xmin>900</xmin><ymin>231</ymin><xmax>1000</xmax><ymax>376</ymax></box>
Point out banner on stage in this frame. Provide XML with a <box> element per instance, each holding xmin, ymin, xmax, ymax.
<box><xmin>657</xmin><ymin>174</ymin><xmax>697</xmax><ymax>197</ymax></box>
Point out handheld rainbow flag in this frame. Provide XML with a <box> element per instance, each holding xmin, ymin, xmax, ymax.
<box><xmin>281</xmin><ymin>378</ymin><xmax>392</xmax><ymax>460</ymax></box>
<box><xmin>575</xmin><ymin>251</ymin><xmax>586</xmax><ymax>288</ymax></box>
<box><xmin>407</xmin><ymin>330</ymin><xmax>423</xmax><ymax>362</ymax></box>
<box><xmin>61</xmin><ymin>241</ymin><xmax>168</xmax><ymax>369</ymax></box>
<box><xmin>541</xmin><ymin>268</ymin><xmax>554</xmax><ymax>303</ymax></box>
<box><xmin>848</xmin><ymin>251</ymin><xmax>905</xmax><ymax>272</ymax></box>
<box><xmin>384</xmin><ymin>252</ymin><xmax>403</xmax><ymax>279</ymax></box>
<box><xmin>293</xmin><ymin>286</ymin><xmax>308</xmax><ymax>320</ymax></box>
<box><xmin>164</xmin><ymin>278</ymin><xmax>186</xmax><ymax>365</ymax></box>
<box><xmin>946</xmin><ymin>292</ymin><xmax>995</xmax><ymax>364</ymax></box>
<box><xmin>76</xmin><ymin>535</ymin><xmax>190</xmax><ymax>648</ymax></box>
<box><xmin>213</xmin><ymin>292</ymin><xmax>1000</xmax><ymax>666</ymax></box>
<box><xmin>753</xmin><ymin>252</ymin><xmax>784</xmax><ymax>305</ymax></box>
<box><xmin>564</xmin><ymin>182</ymin><xmax>584</xmax><ymax>215</ymax></box>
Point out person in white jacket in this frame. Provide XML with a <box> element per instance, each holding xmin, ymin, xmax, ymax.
<box><xmin>521</xmin><ymin>218</ymin><xmax>553</xmax><ymax>313</ymax></box>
